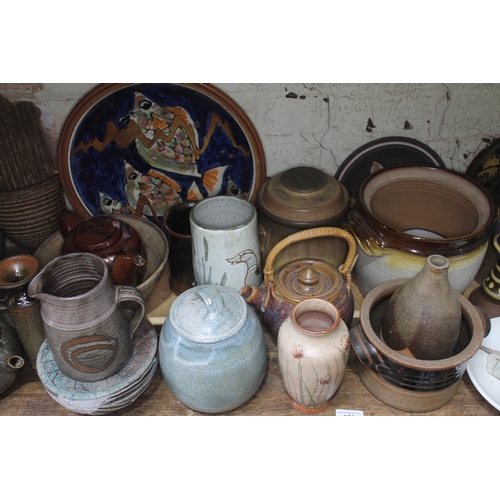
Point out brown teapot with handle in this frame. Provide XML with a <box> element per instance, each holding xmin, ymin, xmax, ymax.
<box><xmin>57</xmin><ymin>210</ymin><xmax>146</xmax><ymax>287</ymax></box>
<box><xmin>240</xmin><ymin>227</ymin><xmax>357</xmax><ymax>341</ymax></box>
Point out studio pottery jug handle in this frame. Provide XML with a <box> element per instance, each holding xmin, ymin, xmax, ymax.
<box><xmin>57</xmin><ymin>209</ymin><xmax>84</xmax><ymax>237</ymax></box>
<box><xmin>115</xmin><ymin>286</ymin><xmax>146</xmax><ymax>337</ymax></box>
<box><xmin>264</xmin><ymin>226</ymin><xmax>358</xmax><ymax>285</ymax></box>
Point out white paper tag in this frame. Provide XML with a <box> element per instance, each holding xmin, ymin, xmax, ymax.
<box><xmin>336</xmin><ymin>408</ymin><xmax>364</xmax><ymax>416</ymax></box>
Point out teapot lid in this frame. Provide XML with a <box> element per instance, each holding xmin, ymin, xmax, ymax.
<box><xmin>169</xmin><ymin>285</ymin><xmax>248</xmax><ymax>344</ymax></box>
<box><xmin>71</xmin><ymin>216</ymin><xmax>124</xmax><ymax>252</ymax></box>
<box><xmin>275</xmin><ymin>259</ymin><xmax>344</xmax><ymax>303</ymax></box>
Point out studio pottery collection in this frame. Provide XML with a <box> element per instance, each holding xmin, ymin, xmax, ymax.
<box><xmin>0</xmin><ymin>85</ymin><xmax>498</xmax><ymax>416</ymax></box>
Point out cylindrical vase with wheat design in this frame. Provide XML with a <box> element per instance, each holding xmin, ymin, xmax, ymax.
<box><xmin>277</xmin><ymin>298</ymin><xmax>350</xmax><ymax>413</ymax></box>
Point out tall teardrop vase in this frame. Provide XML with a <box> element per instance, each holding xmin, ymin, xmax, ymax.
<box><xmin>381</xmin><ymin>254</ymin><xmax>462</xmax><ymax>360</ymax></box>
<box><xmin>277</xmin><ymin>299</ymin><xmax>350</xmax><ymax>414</ymax></box>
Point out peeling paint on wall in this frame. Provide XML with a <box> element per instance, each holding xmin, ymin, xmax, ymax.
<box><xmin>1</xmin><ymin>83</ymin><xmax>499</xmax><ymax>177</ymax></box>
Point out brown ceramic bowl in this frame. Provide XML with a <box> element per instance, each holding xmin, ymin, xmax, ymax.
<box><xmin>35</xmin><ymin>214</ymin><xmax>168</xmax><ymax>300</ymax></box>
<box><xmin>344</xmin><ymin>165</ymin><xmax>496</xmax><ymax>295</ymax></box>
<box><xmin>350</xmin><ymin>278</ymin><xmax>489</xmax><ymax>411</ymax></box>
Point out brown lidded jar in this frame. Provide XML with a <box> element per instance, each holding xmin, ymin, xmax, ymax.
<box><xmin>256</xmin><ymin>166</ymin><xmax>351</xmax><ymax>272</ymax></box>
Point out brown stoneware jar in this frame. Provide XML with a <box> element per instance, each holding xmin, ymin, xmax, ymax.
<box><xmin>257</xmin><ymin>166</ymin><xmax>351</xmax><ymax>269</ymax></box>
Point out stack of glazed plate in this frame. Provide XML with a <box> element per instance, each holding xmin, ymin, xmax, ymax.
<box><xmin>37</xmin><ymin>319</ymin><xmax>158</xmax><ymax>415</ymax></box>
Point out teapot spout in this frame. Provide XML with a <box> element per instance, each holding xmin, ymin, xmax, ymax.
<box><xmin>240</xmin><ymin>283</ymin><xmax>292</xmax><ymax>342</ymax></box>
<box><xmin>109</xmin><ymin>252</ymin><xmax>146</xmax><ymax>287</ymax></box>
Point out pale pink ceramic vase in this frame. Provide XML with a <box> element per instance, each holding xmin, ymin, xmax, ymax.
<box><xmin>277</xmin><ymin>299</ymin><xmax>350</xmax><ymax>413</ymax></box>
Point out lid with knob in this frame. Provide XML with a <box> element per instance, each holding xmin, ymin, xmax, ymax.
<box><xmin>274</xmin><ymin>258</ymin><xmax>346</xmax><ymax>304</ymax></box>
<box><xmin>169</xmin><ymin>285</ymin><xmax>248</xmax><ymax>344</ymax></box>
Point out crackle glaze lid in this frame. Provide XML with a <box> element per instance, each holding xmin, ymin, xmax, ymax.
<box><xmin>169</xmin><ymin>285</ymin><xmax>248</xmax><ymax>344</ymax></box>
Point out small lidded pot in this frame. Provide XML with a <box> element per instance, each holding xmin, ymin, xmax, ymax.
<box><xmin>159</xmin><ymin>285</ymin><xmax>268</xmax><ymax>413</ymax></box>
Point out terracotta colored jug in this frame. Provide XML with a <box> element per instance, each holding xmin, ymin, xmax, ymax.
<box><xmin>240</xmin><ymin>227</ymin><xmax>357</xmax><ymax>341</ymax></box>
<box><xmin>57</xmin><ymin>210</ymin><xmax>146</xmax><ymax>287</ymax></box>
<box><xmin>381</xmin><ymin>254</ymin><xmax>462</xmax><ymax>360</ymax></box>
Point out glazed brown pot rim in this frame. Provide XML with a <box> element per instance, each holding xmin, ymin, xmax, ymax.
<box><xmin>354</xmin><ymin>165</ymin><xmax>495</xmax><ymax>251</ymax></box>
<box><xmin>257</xmin><ymin>173</ymin><xmax>351</xmax><ymax>228</ymax></box>
<box><xmin>359</xmin><ymin>278</ymin><xmax>484</xmax><ymax>370</ymax></box>
<box><xmin>163</xmin><ymin>201</ymin><xmax>196</xmax><ymax>240</ymax></box>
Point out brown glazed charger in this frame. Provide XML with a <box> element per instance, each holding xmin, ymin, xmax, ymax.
<box><xmin>344</xmin><ymin>165</ymin><xmax>496</xmax><ymax>295</ymax></box>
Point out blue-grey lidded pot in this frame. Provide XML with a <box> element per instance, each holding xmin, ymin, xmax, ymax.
<box><xmin>159</xmin><ymin>284</ymin><xmax>268</xmax><ymax>413</ymax></box>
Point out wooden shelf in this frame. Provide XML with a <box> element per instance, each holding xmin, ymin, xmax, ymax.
<box><xmin>1</xmin><ymin>263</ymin><xmax>498</xmax><ymax>416</ymax></box>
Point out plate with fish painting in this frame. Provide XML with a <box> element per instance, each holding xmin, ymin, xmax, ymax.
<box><xmin>58</xmin><ymin>83</ymin><xmax>266</xmax><ymax>225</ymax></box>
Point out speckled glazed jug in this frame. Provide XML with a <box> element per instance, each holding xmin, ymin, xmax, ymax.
<box><xmin>278</xmin><ymin>299</ymin><xmax>350</xmax><ymax>413</ymax></box>
<box><xmin>381</xmin><ymin>254</ymin><xmax>462</xmax><ymax>360</ymax></box>
<box><xmin>28</xmin><ymin>253</ymin><xmax>145</xmax><ymax>382</ymax></box>
<box><xmin>159</xmin><ymin>285</ymin><xmax>268</xmax><ymax>413</ymax></box>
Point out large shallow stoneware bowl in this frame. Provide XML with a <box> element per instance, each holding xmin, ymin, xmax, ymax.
<box><xmin>350</xmin><ymin>278</ymin><xmax>489</xmax><ymax>412</ymax></box>
<box><xmin>35</xmin><ymin>214</ymin><xmax>168</xmax><ymax>300</ymax></box>
<box><xmin>344</xmin><ymin>165</ymin><xmax>495</xmax><ymax>296</ymax></box>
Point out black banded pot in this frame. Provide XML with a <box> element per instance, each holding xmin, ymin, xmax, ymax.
<box><xmin>350</xmin><ymin>277</ymin><xmax>490</xmax><ymax>412</ymax></box>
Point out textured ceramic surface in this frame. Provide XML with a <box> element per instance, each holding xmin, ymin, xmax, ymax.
<box><xmin>28</xmin><ymin>253</ymin><xmax>145</xmax><ymax>382</ymax></box>
<box><xmin>159</xmin><ymin>285</ymin><xmax>268</xmax><ymax>413</ymax></box>
<box><xmin>0</xmin><ymin>312</ymin><xmax>25</xmax><ymax>394</ymax></box>
<box><xmin>278</xmin><ymin>299</ymin><xmax>350</xmax><ymax>413</ymax></box>
<box><xmin>350</xmin><ymin>278</ymin><xmax>487</xmax><ymax>395</ymax></box>
<box><xmin>37</xmin><ymin>318</ymin><xmax>157</xmax><ymax>415</ymax></box>
<box><xmin>344</xmin><ymin>165</ymin><xmax>495</xmax><ymax>296</ymax></box>
<box><xmin>163</xmin><ymin>201</ymin><xmax>196</xmax><ymax>295</ymax></box>
<box><xmin>241</xmin><ymin>226</ymin><xmax>357</xmax><ymax>341</ymax></box>
<box><xmin>34</xmin><ymin>213</ymin><xmax>168</xmax><ymax>300</ymax></box>
<box><xmin>257</xmin><ymin>166</ymin><xmax>350</xmax><ymax>264</ymax></box>
<box><xmin>381</xmin><ymin>255</ymin><xmax>462</xmax><ymax>360</ymax></box>
<box><xmin>190</xmin><ymin>196</ymin><xmax>262</xmax><ymax>291</ymax></box>
<box><xmin>0</xmin><ymin>173</ymin><xmax>67</xmax><ymax>250</ymax></box>
<box><xmin>0</xmin><ymin>95</ymin><xmax>58</xmax><ymax>192</ymax></box>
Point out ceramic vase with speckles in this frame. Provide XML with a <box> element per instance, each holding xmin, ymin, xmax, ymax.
<box><xmin>190</xmin><ymin>196</ymin><xmax>262</xmax><ymax>293</ymax></box>
<box><xmin>277</xmin><ymin>299</ymin><xmax>350</xmax><ymax>414</ymax></box>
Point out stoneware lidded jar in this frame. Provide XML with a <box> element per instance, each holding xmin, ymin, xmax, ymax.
<box><xmin>159</xmin><ymin>285</ymin><xmax>268</xmax><ymax>413</ymax></box>
<box><xmin>278</xmin><ymin>298</ymin><xmax>350</xmax><ymax>413</ymax></box>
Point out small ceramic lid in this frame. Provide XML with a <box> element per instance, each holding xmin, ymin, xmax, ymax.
<box><xmin>71</xmin><ymin>216</ymin><xmax>124</xmax><ymax>251</ymax></box>
<box><xmin>169</xmin><ymin>285</ymin><xmax>248</xmax><ymax>344</ymax></box>
<box><xmin>257</xmin><ymin>166</ymin><xmax>350</xmax><ymax>227</ymax></box>
<box><xmin>275</xmin><ymin>259</ymin><xmax>344</xmax><ymax>303</ymax></box>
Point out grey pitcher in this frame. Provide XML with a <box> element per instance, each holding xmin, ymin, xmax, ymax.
<box><xmin>28</xmin><ymin>253</ymin><xmax>145</xmax><ymax>382</ymax></box>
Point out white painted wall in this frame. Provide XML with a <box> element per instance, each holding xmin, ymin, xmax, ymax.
<box><xmin>1</xmin><ymin>83</ymin><xmax>499</xmax><ymax>178</ymax></box>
